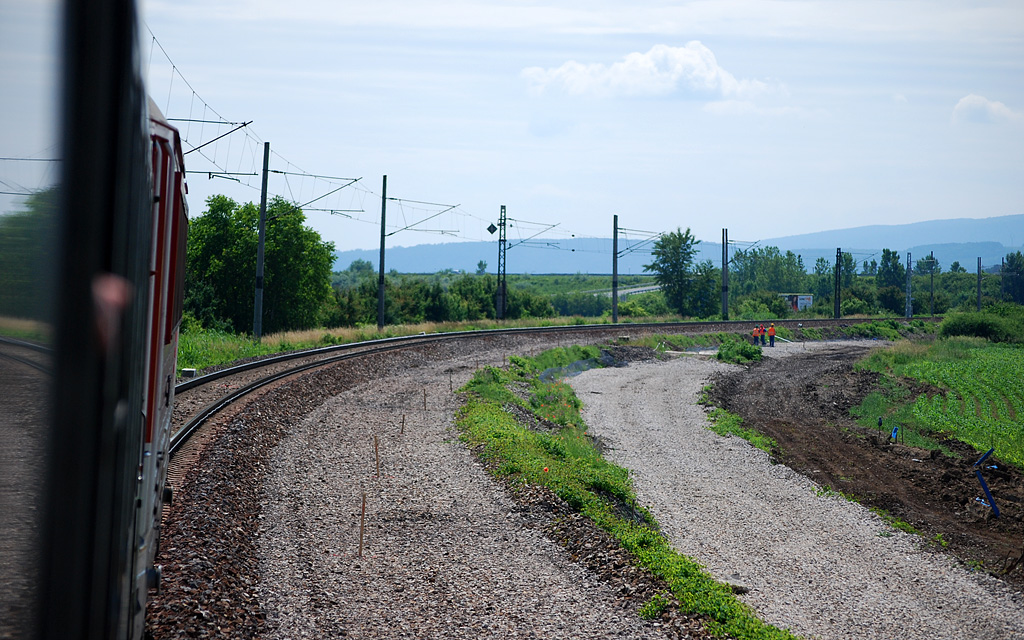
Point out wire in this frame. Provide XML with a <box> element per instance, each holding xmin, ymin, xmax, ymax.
<box><xmin>183</xmin><ymin>121</ymin><xmax>252</xmax><ymax>156</ymax></box>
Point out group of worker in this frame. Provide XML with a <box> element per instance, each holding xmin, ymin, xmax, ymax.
<box><xmin>752</xmin><ymin>323</ymin><xmax>776</xmax><ymax>347</ymax></box>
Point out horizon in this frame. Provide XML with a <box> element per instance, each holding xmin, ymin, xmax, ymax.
<box><xmin>5</xmin><ymin>2</ymin><xmax>1023</xmax><ymax>254</ymax></box>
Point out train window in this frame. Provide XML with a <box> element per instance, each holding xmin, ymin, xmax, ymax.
<box><xmin>0</xmin><ymin>1</ymin><xmax>62</xmax><ymax>637</ymax></box>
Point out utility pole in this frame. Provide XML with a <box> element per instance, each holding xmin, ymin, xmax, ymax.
<box><xmin>253</xmin><ymin>141</ymin><xmax>270</xmax><ymax>340</ymax></box>
<box><xmin>977</xmin><ymin>257</ymin><xmax>982</xmax><ymax>311</ymax></box>
<box><xmin>612</xmin><ymin>214</ymin><xmax>619</xmax><ymax>323</ymax></box>
<box><xmin>721</xmin><ymin>228</ymin><xmax>729</xmax><ymax>320</ymax></box>
<box><xmin>905</xmin><ymin>252</ymin><xmax>912</xmax><ymax>318</ymax></box>
<box><xmin>496</xmin><ymin>205</ymin><xmax>507</xmax><ymax>319</ymax></box>
<box><xmin>377</xmin><ymin>175</ymin><xmax>387</xmax><ymax>329</ymax></box>
<box><xmin>833</xmin><ymin>247</ymin><xmax>841</xmax><ymax>319</ymax></box>
<box><xmin>929</xmin><ymin>250</ymin><xmax>935</xmax><ymax>317</ymax></box>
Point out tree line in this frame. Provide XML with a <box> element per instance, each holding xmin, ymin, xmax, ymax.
<box><xmin>175</xmin><ymin>194</ymin><xmax>1024</xmax><ymax>335</ymax></box>
<box><xmin>648</xmin><ymin>228</ymin><xmax>1024</xmax><ymax>319</ymax></box>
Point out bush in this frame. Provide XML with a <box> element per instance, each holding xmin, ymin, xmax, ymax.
<box><xmin>939</xmin><ymin>312</ymin><xmax>1018</xmax><ymax>343</ymax></box>
<box><xmin>717</xmin><ymin>338</ymin><xmax>762</xmax><ymax>364</ymax></box>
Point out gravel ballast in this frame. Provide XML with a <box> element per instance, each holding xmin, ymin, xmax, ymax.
<box><xmin>153</xmin><ymin>335</ymin><xmax>1024</xmax><ymax>639</ymax></box>
<box><xmin>256</xmin><ymin>343</ymin><xmax>667</xmax><ymax>639</ymax></box>
<box><xmin>567</xmin><ymin>341</ymin><xmax>1024</xmax><ymax>640</ymax></box>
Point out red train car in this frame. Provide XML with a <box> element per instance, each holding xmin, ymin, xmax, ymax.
<box><xmin>132</xmin><ymin>99</ymin><xmax>188</xmax><ymax>633</ymax></box>
<box><xmin>0</xmin><ymin>2</ymin><xmax>188</xmax><ymax>638</ymax></box>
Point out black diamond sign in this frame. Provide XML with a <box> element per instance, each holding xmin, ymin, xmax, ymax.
<box><xmin>487</xmin><ymin>223</ymin><xmax>497</xmax><ymax>235</ymax></box>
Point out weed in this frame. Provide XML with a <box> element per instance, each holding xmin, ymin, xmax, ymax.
<box><xmin>705</xmin><ymin>407</ymin><xmax>777</xmax><ymax>454</ymax></box>
<box><xmin>932</xmin><ymin>533</ymin><xmax>949</xmax><ymax>548</ymax></box>
<box><xmin>814</xmin><ymin>485</ymin><xmax>838</xmax><ymax>498</ymax></box>
<box><xmin>717</xmin><ymin>339</ymin><xmax>762</xmax><ymax>364</ymax></box>
<box><xmin>638</xmin><ymin>591</ymin><xmax>674</xmax><ymax>620</ymax></box>
<box><xmin>870</xmin><ymin>507</ymin><xmax>920</xmax><ymax>535</ymax></box>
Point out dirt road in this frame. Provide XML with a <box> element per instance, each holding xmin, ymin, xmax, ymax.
<box><xmin>570</xmin><ymin>340</ymin><xmax>1024</xmax><ymax>640</ymax></box>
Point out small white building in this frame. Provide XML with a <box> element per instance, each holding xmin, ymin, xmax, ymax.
<box><xmin>780</xmin><ymin>293</ymin><xmax>813</xmax><ymax>311</ymax></box>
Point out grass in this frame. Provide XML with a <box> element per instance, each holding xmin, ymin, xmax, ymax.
<box><xmin>698</xmin><ymin>385</ymin><xmax>777</xmax><ymax>455</ymax></box>
<box><xmin>177</xmin><ymin>318</ymin><xmax>612</xmax><ymax>373</ymax></box>
<box><xmin>458</xmin><ymin>348</ymin><xmax>796</xmax><ymax>640</ymax></box>
<box><xmin>0</xmin><ymin>316</ymin><xmax>51</xmax><ymax>343</ymax></box>
<box><xmin>705</xmin><ymin>408</ymin><xmax>777</xmax><ymax>454</ymax></box>
<box><xmin>869</xmin><ymin>507</ymin><xmax>920</xmax><ymax>535</ymax></box>
<box><xmin>178</xmin><ymin>314</ymin><xmax>939</xmax><ymax>375</ymax></box>
<box><xmin>176</xmin><ymin>315</ymin><xmax>743</xmax><ymax>374</ymax></box>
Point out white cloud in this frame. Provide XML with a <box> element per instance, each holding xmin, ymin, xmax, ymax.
<box><xmin>951</xmin><ymin>94</ymin><xmax>1021</xmax><ymax>124</ymax></box>
<box><xmin>521</xmin><ymin>42</ymin><xmax>770</xmax><ymax>99</ymax></box>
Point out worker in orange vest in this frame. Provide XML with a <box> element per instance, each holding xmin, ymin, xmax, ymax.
<box><xmin>758</xmin><ymin>324</ymin><xmax>767</xmax><ymax>346</ymax></box>
<box><xmin>752</xmin><ymin>325</ymin><xmax>760</xmax><ymax>345</ymax></box>
<box><xmin>767</xmin><ymin>323</ymin><xmax>776</xmax><ymax>347</ymax></box>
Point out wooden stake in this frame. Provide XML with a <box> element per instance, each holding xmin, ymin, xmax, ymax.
<box><xmin>358</xmin><ymin>492</ymin><xmax>366</xmax><ymax>557</ymax></box>
<box><xmin>374</xmin><ymin>435</ymin><xmax>380</xmax><ymax>476</ymax></box>
<box><xmin>449</xmin><ymin>372</ymin><xmax>453</xmax><ymax>392</ymax></box>
<box><xmin>400</xmin><ymin>414</ymin><xmax>405</xmax><ymax>435</ymax></box>
<box><xmin>423</xmin><ymin>388</ymin><xmax>427</xmax><ymax>411</ymax></box>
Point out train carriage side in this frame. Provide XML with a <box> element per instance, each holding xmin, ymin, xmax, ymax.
<box><xmin>129</xmin><ymin>100</ymin><xmax>188</xmax><ymax>637</ymax></box>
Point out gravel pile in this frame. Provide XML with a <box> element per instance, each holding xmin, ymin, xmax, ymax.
<box><xmin>568</xmin><ymin>341</ymin><xmax>1024</xmax><ymax>640</ymax></box>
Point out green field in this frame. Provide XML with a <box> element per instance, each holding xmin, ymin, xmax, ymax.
<box><xmin>854</xmin><ymin>338</ymin><xmax>1024</xmax><ymax>468</ymax></box>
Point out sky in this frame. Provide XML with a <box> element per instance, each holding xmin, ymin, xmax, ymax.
<box><xmin>3</xmin><ymin>1</ymin><xmax>1024</xmax><ymax>258</ymax></box>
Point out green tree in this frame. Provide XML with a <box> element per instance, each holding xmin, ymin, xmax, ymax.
<box><xmin>476</xmin><ymin>260</ymin><xmax>488</xmax><ymax>275</ymax></box>
<box><xmin>1003</xmin><ymin>251</ymin><xmax>1024</xmax><ymax>304</ymax></box>
<box><xmin>644</xmin><ymin>228</ymin><xmax>702</xmax><ymax>316</ymax></box>
<box><xmin>915</xmin><ymin>255</ymin><xmax>941</xmax><ymax>276</ymax></box>
<box><xmin>840</xmin><ymin>252</ymin><xmax>856</xmax><ymax>288</ymax></box>
<box><xmin>185</xmin><ymin>195</ymin><xmax>335</xmax><ymax>334</ymax></box>
<box><xmin>550</xmin><ymin>291</ymin><xmax>610</xmax><ymax>317</ymax></box>
<box><xmin>876</xmin><ymin>249</ymin><xmax>906</xmax><ymax>290</ymax></box>
<box><xmin>0</xmin><ymin>189</ymin><xmax>57</xmax><ymax>321</ymax></box>
<box><xmin>731</xmin><ymin>246</ymin><xmax>806</xmax><ymax>296</ymax></box>
<box><xmin>689</xmin><ymin>259</ymin><xmax>721</xmax><ymax>318</ymax></box>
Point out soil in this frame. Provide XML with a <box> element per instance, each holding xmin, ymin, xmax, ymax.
<box><xmin>706</xmin><ymin>343</ymin><xmax>1024</xmax><ymax>586</ymax></box>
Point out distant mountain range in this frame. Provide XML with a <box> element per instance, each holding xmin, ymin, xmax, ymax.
<box><xmin>334</xmin><ymin>214</ymin><xmax>1024</xmax><ymax>275</ymax></box>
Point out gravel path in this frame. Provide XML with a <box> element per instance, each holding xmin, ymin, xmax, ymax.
<box><xmin>568</xmin><ymin>341</ymin><xmax>1024</xmax><ymax>640</ymax></box>
<box><xmin>256</xmin><ymin>343</ymin><xmax>666</xmax><ymax>639</ymax></box>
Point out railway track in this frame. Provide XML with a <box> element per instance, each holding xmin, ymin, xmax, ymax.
<box><xmin>167</xmin><ymin>317</ymin><xmax>890</xmax><ymax>456</ymax></box>
<box><xmin>0</xmin><ymin>336</ymin><xmax>52</xmax><ymax>375</ymax></box>
<box><xmin>150</xmin><ymin>316</ymin><xmax>929</xmax><ymax>637</ymax></box>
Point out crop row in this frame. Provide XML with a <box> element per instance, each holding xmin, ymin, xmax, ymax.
<box><xmin>903</xmin><ymin>347</ymin><xmax>1024</xmax><ymax>467</ymax></box>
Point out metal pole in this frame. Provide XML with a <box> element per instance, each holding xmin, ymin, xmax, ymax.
<box><xmin>929</xmin><ymin>250</ymin><xmax>934</xmax><ymax>317</ymax></box>
<box><xmin>721</xmin><ymin>228</ymin><xmax>729</xmax><ymax>320</ymax></box>
<box><xmin>905</xmin><ymin>252</ymin><xmax>912</xmax><ymax>318</ymax></box>
<box><xmin>253</xmin><ymin>141</ymin><xmax>270</xmax><ymax>340</ymax></box>
<box><xmin>377</xmin><ymin>175</ymin><xmax>387</xmax><ymax>329</ymax></box>
<box><xmin>612</xmin><ymin>214</ymin><xmax>618</xmax><ymax>323</ymax></box>
<box><xmin>977</xmin><ymin>256</ymin><xmax>982</xmax><ymax>311</ymax></box>
<box><xmin>496</xmin><ymin>205</ymin><xmax>507</xmax><ymax>319</ymax></box>
<box><xmin>834</xmin><ymin>247</ymin><xmax>841</xmax><ymax>319</ymax></box>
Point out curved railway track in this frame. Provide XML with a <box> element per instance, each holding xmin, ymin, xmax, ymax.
<box><xmin>150</xmin><ymin>316</ymin><xmax>937</xmax><ymax>638</ymax></box>
<box><xmin>0</xmin><ymin>336</ymin><xmax>52</xmax><ymax>375</ymax></box>
<box><xmin>168</xmin><ymin>317</ymin><xmax>890</xmax><ymax>457</ymax></box>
